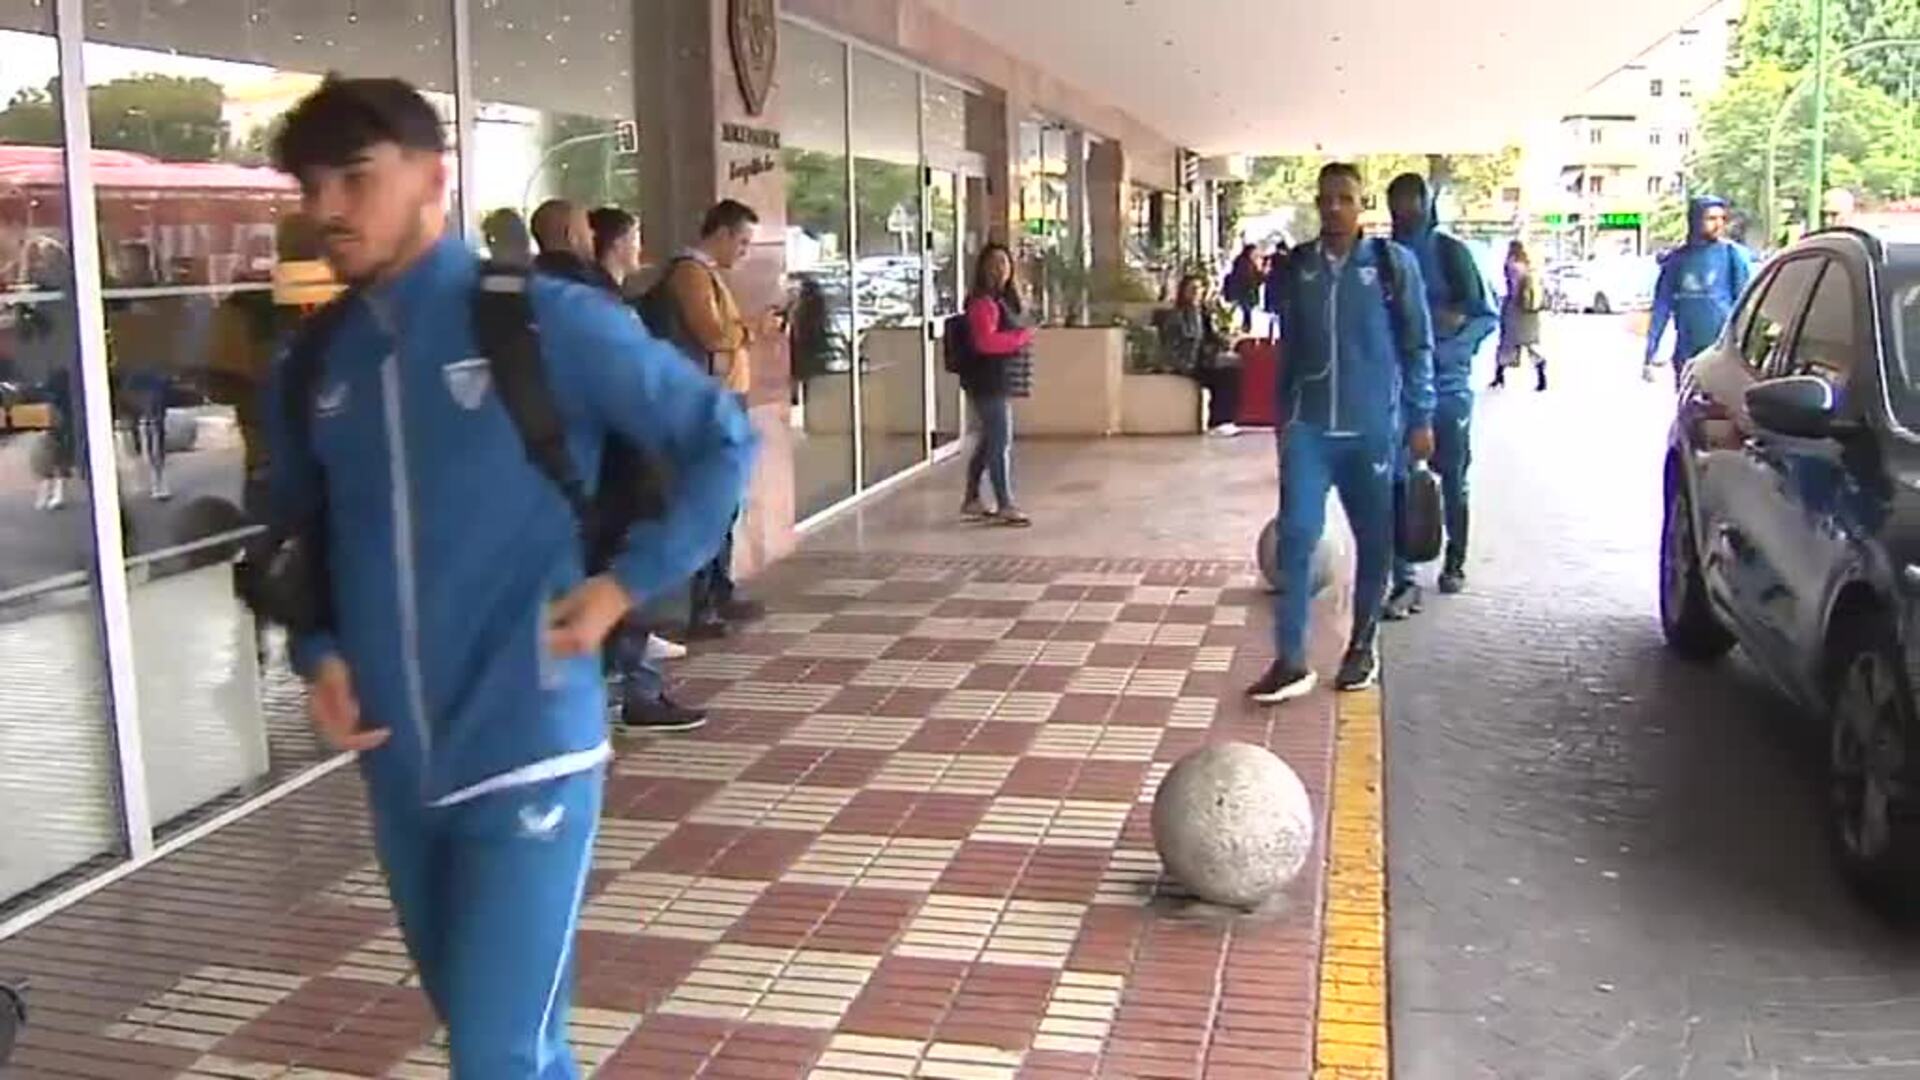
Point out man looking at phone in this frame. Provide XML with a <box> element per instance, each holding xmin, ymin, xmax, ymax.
<box><xmin>659</xmin><ymin>199</ymin><xmax>781</xmax><ymax>638</ymax></box>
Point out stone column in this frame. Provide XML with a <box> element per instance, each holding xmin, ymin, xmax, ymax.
<box><xmin>633</xmin><ymin>0</ymin><xmax>796</xmax><ymax>573</ymax></box>
<box><xmin>966</xmin><ymin>89</ymin><xmax>1016</xmax><ymax>246</ymax></box>
<box><xmin>1088</xmin><ymin>139</ymin><xmax>1128</xmax><ymax>278</ymax></box>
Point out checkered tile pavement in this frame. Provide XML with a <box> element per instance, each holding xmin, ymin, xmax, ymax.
<box><xmin>0</xmin><ymin>553</ymin><xmax>1336</xmax><ymax>1079</ymax></box>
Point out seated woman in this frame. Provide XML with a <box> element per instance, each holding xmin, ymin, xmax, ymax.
<box><xmin>1158</xmin><ymin>273</ymin><xmax>1241</xmax><ymax>436</ymax></box>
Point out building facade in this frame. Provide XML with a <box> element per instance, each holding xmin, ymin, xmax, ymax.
<box><xmin>0</xmin><ymin>0</ymin><xmax>1198</xmax><ymax>920</ymax></box>
<box><xmin>1523</xmin><ymin>0</ymin><xmax>1740</xmax><ymax>257</ymax></box>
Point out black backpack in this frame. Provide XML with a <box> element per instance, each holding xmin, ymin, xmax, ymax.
<box><xmin>238</xmin><ymin>264</ymin><xmax>661</xmax><ymax>635</ymax></box>
<box><xmin>941</xmin><ymin>310</ymin><xmax>973</xmax><ymax>374</ymax></box>
<box><xmin>634</xmin><ymin>255</ymin><xmax>711</xmax><ymax>372</ymax></box>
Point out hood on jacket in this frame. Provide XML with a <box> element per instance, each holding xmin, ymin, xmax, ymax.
<box><xmin>1388</xmin><ymin>172</ymin><xmax>1437</xmax><ymax>241</ymax></box>
<box><xmin>1686</xmin><ymin>195</ymin><xmax>1729</xmax><ymax>244</ymax></box>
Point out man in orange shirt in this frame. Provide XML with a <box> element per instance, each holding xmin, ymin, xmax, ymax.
<box><xmin>657</xmin><ymin>199</ymin><xmax>781</xmax><ymax>637</ymax></box>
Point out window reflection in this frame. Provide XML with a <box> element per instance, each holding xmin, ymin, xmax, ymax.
<box><xmin>73</xmin><ymin>0</ymin><xmax>457</xmax><ymax>840</ymax></box>
<box><xmin>851</xmin><ymin>50</ymin><xmax>925</xmax><ymax>488</ymax></box>
<box><xmin>781</xmin><ymin>25</ymin><xmax>855</xmax><ymax>520</ymax></box>
<box><xmin>0</xmin><ymin>11</ymin><xmax>128</xmax><ymax>913</ymax></box>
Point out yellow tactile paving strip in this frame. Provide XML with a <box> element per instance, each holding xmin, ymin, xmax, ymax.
<box><xmin>1314</xmin><ymin>685</ymin><xmax>1391</xmax><ymax>1079</ymax></box>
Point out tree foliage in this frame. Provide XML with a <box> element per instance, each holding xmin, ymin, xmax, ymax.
<box><xmin>1242</xmin><ymin>148</ymin><xmax>1522</xmax><ymax>238</ymax></box>
<box><xmin>1733</xmin><ymin>0</ymin><xmax>1920</xmax><ymax>98</ymax></box>
<box><xmin>0</xmin><ymin>75</ymin><xmax>229</xmax><ymax>161</ymax></box>
<box><xmin>1696</xmin><ymin>1</ymin><xmax>1920</xmax><ymax>239</ymax></box>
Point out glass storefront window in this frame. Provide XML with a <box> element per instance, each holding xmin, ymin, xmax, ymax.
<box><xmin>471</xmin><ymin>1</ymin><xmax>636</xmax><ymax>268</ymax></box>
<box><xmin>0</xmin><ymin>0</ymin><xmax>130</xmax><ymax>911</ymax></box>
<box><xmin>924</xmin><ymin>79</ymin><xmax>976</xmax><ymax>453</ymax></box>
<box><xmin>780</xmin><ymin>24</ymin><xmax>854</xmax><ymax>520</ymax></box>
<box><xmin>76</xmin><ymin>0</ymin><xmax>457</xmax><ymax>840</ymax></box>
<box><xmin>851</xmin><ymin>50</ymin><xmax>925</xmax><ymax>488</ymax></box>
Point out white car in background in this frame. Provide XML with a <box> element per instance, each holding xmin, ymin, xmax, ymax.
<box><xmin>1548</xmin><ymin>255</ymin><xmax>1658</xmax><ymax>314</ymax></box>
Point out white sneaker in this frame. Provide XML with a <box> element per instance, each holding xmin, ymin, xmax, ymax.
<box><xmin>645</xmin><ymin>635</ymin><xmax>688</xmax><ymax>662</ymax></box>
<box><xmin>44</xmin><ymin>478</ymin><xmax>66</xmax><ymax>511</ymax></box>
<box><xmin>1208</xmin><ymin>422</ymin><xmax>1242</xmax><ymax>438</ymax></box>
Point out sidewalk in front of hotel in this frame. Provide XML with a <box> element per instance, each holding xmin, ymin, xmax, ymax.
<box><xmin>0</xmin><ymin>437</ymin><xmax>1387</xmax><ymax>1079</ymax></box>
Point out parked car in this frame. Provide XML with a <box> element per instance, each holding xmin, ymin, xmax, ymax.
<box><xmin>1549</xmin><ymin>255</ymin><xmax>1656</xmax><ymax>314</ymax></box>
<box><xmin>1660</xmin><ymin>225</ymin><xmax>1920</xmax><ymax>909</ymax></box>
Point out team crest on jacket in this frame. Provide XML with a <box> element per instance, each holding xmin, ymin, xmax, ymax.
<box><xmin>315</xmin><ymin>381</ymin><xmax>350</xmax><ymax>419</ymax></box>
<box><xmin>442</xmin><ymin>357</ymin><xmax>492</xmax><ymax>410</ymax></box>
<box><xmin>1358</xmin><ymin>267</ymin><xmax>1379</xmax><ymax>287</ymax></box>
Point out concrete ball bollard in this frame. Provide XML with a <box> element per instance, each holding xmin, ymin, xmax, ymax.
<box><xmin>1257</xmin><ymin>517</ymin><xmax>1341</xmax><ymax>597</ymax></box>
<box><xmin>1151</xmin><ymin>741</ymin><xmax>1315</xmax><ymax>910</ymax></box>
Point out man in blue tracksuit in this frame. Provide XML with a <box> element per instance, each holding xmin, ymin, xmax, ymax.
<box><xmin>1383</xmin><ymin>173</ymin><xmax>1497</xmax><ymax>612</ymax></box>
<box><xmin>1251</xmin><ymin>163</ymin><xmax>1436</xmax><ymax>704</ymax></box>
<box><xmin>265</xmin><ymin>79</ymin><xmax>755</xmax><ymax>1077</ymax></box>
<box><xmin>1645</xmin><ymin>195</ymin><xmax>1754</xmax><ymax>388</ymax></box>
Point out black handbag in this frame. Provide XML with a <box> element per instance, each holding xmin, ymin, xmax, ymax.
<box><xmin>1398</xmin><ymin>462</ymin><xmax>1444</xmax><ymax>564</ymax></box>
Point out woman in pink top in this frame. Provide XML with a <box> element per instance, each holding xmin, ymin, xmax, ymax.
<box><xmin>959</xmin><ymin>243</ymin><xmax>1037</xmax><ymax>525</ymax></box>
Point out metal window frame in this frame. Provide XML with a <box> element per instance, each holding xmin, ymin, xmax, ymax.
<box><xmin>53</xmin><ymin>0</ymin><xmax>152</xmax><ymax>861</ymax></box>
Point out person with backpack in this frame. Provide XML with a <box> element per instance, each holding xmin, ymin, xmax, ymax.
<box><xmin>1492</xmin><ymin>240</ymin><xmax>1548</xmax><ymax>391</ymax></box>
<box><xmin>259</xmin><ymin>78</ymin><xmax>755</xmax><ymax>1077</ymax></box>
<box><xmin>1645</xmin><ymin>195</ymin><xmax>1753</xmax><ymax>387</ymax></box>
<box><xmin>1382</xmin><ymin>172</ymin><xmax>1497</xmax><ymax>610</ymax></box>
<box><xmin>956</xmin><ymin>242</ymin><xmax>1037</xmax><ymax>526</ymax></box>
<box><xmin>1249</xmin><ymin>162</ymin><xmax>1435</xmax><ymax>705</ymax></box>
<box><xmin>643</xmin><ymin>199</ymin><xmax>778</xmax><ymax>639</ymax></box>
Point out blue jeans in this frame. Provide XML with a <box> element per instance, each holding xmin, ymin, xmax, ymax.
<box><xmin>371</xmin><ymin>767</ymin><xmax>604</xmax><ymax>1078</ymax></box>
<box><xmin>1394</xmin><ymin>393</ymin><xmax>1473</xmax><ymax>586</ymax></box>
<box><xmin>1272</xmin><ymin>425</ymin><xmax>1396</xmax><ymax>664</ymax></box>
<box><xmin>966</xmin><ymin>394</ymin><xmax>1015</xmax><ymax>508</ymax></box>
<box><xmin>606</xmin><ymin>621</ymin><xmax>665</xmax><ymax>702</ymax></box>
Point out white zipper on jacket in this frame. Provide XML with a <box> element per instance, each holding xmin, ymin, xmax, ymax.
<box><xmin>1326</xmin><ymin>250</ymin><xmax>1342</xmax><ymax>432</ymax></box>
<box><xmin>368</xmin><ymin>298</ymin><xmax>434</xmax><ymax>781</ymax></box>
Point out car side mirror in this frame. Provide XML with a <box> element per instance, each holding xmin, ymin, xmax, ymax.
<box><xmin>1746</xmin><ymin>375</ymin><xmax>1843</xmax><ymax>439</ymax></box>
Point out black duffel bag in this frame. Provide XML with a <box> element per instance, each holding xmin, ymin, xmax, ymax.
<box><xmin>1398</xmin><ymin>461</ymin><xmax>1444</xmax><ymax>564</ymax></box>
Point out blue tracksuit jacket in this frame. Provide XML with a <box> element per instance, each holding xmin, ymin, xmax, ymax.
<box><xmin>267</xmin><ymin>233</ymin><xmax>758</xmax><ymax>808</ymax></box>
<box><xmin>1272</xmin><ymin>237</ymin><xmax>1436</xmax><ymax>439</ymax></box>
<box><xmin>1646</xmin><ymin>195</ymin><xmax>1755</xmax><ymax>366</ymax></box>
<box><xmin>1390</xmin><ymin>199</ymin><xmax>1496</xmax><ymax>400</ymax></box>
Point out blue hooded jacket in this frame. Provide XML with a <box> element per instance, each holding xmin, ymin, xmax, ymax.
<box><xmin>1389</xmin><ymin>181</ymin><xmax>1497</xmax><ymax>399</ymax></box>
<box><xmin>268</xmin><ymin>233</ymin><xmax>758</xmax><ymax>808</ymax></box>
<box><xmin>1272</xmin><ymin>236</ymin><xmax>1436</xmax><ymax>440</ymax></box>
<box><xmin>1646</xmin><ymin>195</ymin><xmax>1755</xmax><ymax>365</ymax></box>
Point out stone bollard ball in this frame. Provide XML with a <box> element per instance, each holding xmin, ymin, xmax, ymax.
<box><xmin>1151</xmin><ymin>741</ymin><xmax>1314</xmax><ymax>910</ymax></box>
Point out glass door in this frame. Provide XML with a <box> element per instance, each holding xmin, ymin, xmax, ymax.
<box><xmin>928</xmin><ymin>167</ymin><xmax>963</xmax><ymax>453</ymax></box>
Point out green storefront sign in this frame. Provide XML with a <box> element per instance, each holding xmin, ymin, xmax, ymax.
<box><xmin>1598</xmin><ymin>212</ymin><xmax>1643</xmax><ymax>229</ymax></box>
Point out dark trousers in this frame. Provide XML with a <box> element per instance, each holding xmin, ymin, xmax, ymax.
<box><xmin>688</xmin><ymin>507</ymin><xmax>739</xmax><ymax>622</ymax></box>
<box><xmin>1394</xmin><ymin>393</ymin><xmax>1473</xmax><ymax>584</ymax></box>
<box><xmin>1193</xmin><ymin>366</ymin><xmax>1240</xmax><ymax>428</ymax></box>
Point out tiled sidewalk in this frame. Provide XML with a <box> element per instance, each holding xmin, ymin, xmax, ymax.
<box><xmin>0</xmin><ymin>549</ymin><xmax>1339</xmax><ymax>1079</ymax></box>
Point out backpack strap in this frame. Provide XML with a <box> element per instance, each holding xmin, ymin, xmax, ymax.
<box><xmin>278</xmin><ymin>290</ymin><xmax>360</xmax><ymax>515</ymax></box>
<box><xmin>472</xmin><ymin>265</ymin><xmax>594</xmax><ymax>534</ymax></box>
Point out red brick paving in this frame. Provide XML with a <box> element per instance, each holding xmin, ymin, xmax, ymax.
<box><xmin>0</xmin><ymin>554</ymin><xmax>1336</xmax><ymax>1079</ymax></box>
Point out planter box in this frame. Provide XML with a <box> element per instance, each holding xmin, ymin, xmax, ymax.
<box><xmin>1015</xmin><ymin>326</ymin><xmax>1125</xmax><ymax>437</ymax></box>
<box><xmin>1121</xmin><ymin>373</ymin><xmax>1202</xmax><ymax>435</ymax></box>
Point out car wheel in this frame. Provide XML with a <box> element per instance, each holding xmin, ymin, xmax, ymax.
<box><xmin>1659</xmin><ymin>479</ymin><xmax>1734</xmax><ymax>660</ymax></box>
<box><xmin>1592</xmin><ymin>292</ymin><xmax>1612</xmax><ymax>315</ymax></box>
<box><xmin>1829</xmin><ymin>620</ymin><xmax>1920</xmax><ymax>912</ymax></box>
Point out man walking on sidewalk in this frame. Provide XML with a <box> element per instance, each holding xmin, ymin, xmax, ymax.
<box><xmin>1382</xmin><ymin>172</ymin><xmax>1496</xmax><ymax>611</ymax></box>
<box><xmin>1645</xmin><ymin>195</ymin><xmax>1753</xmax><ymax>388</ymax></box>
<box><xmin>265</xmin><ymin>77</ymin><xmax>754</xmax><ymax>1076</ymax></box>
<box><xmin>1249</xmin><ymin>162</ymin><xmax>1435</xmax><ymax>704</ymax></box>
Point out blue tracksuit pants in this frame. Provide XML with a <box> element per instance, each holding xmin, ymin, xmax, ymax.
<box><xmin>1394</xmin><ymin>393</ymin><xmax>1473</xmax><ymax>586</ymax></box>
<box><xmin>1273</xmin><ymin>424</ymin><xmax>1397</xmax><ymax>664</ymax></box>
<box><xmin>370</xmin><ymin>766</ymin><xmax>604</xmax><ymax>1079</ymax></box>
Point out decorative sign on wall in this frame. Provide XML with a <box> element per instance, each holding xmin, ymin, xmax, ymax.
<box><xmin>729</xmin><ymin>0</ymin><xmax>778</xmax><ymax>117</ymax></box>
